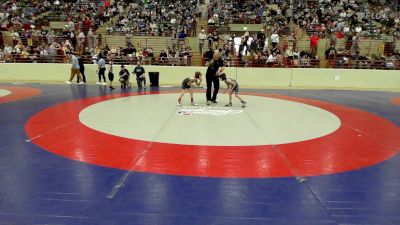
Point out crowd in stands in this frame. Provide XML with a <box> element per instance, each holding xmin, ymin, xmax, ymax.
<box><xmin>90</xmin><ymin>42</ymin><xmax>193</xmax><ymax>66</ymax></box>
<box><xmin>207</xmin><ymin>0</ymin><xmax>400</xmax><ymax>37</ymax></box>
<box><xmin>1</xmin><ymin>0</ymin><xmax>118</xmax><ymax>32</ymax></box>
<box><xmin>0</xmin><ymin>0</ymin><xmax>124</xmax><ymax>62</ymax></box>
<box><xmin>107</xmin><ymin>0</ymin><xmax>200</xmax><ymax>37</ymax></box>
<box><xmin>204</xmin><ymin>0</ymin><xmax>400</xmax><ymax>69</ymax></box>
<box><xmin>1</xmin><ymin>0</ymin><xmax>400</xmax><ymax>69</ymax></box>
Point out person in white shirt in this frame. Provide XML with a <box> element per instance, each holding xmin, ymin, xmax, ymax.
<box><xmin>87</xmin><ymin>28</ymin><xmax>95</xmax><ymax>49</ymax></box>
<box><xmin>355</xmin><ymin>26</ymin><xmax>362</xmax><ymax>33</ymax></box>
<box><xmin>263</xmin><ymin>38</ymin><xmax>269</xmax><ymax>52</ymax></box>
<box><xmin>340</xmin><ymin>10</ymin><xmax>346</xmax><ymax>18</ymax></box>
<box><xmin>170</xmin><ymin>18</ymin><xmax>176</xmax><ymax>26</ymax></box>
<box><xmin>208</xmin><ymin>17</ymin><xmax>215</xmax><ymax>26</ymax></box>
<box><xmin>150</xmin><ymin>22</ymin><xmax>157</xmax><ymax>34</ymax></box>
<box><xmin>267</xmin><ymin>53</ymin><xmax>277</xmax><ymax>63</ymax></box>
<box><xmin>3</xmin><ymin>43</ymin><xmax>12</xmax><ymax>53</ymax></box>
<box><xmin>78</xmin><ymin>31</ymin><xmax>85</xmax><ymax>47</ymax></box>
<box><xmin>197</xmin><ymin>29</ymin><xmax>207</xmax><ymax>55</ymax></box>
<box><xmin>271</xmin><ymin>32</ymin><xmax>279</xmax><ymax>48</ymax></box>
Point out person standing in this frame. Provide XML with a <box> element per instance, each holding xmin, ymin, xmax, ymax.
<box><xmin>87</xmin><ymin>28</ymin><xmax>96</xmax><ymax>49</ymax></box>
<box><xmin>76</xmin><ymin>54</ymin><xmax>86</xmax><ymax>83</ymax></box>
<box><xmin>177</xmin><ymin>71</ymin><xmax>202</xmax><ymax>106</ymax></box>
<box><xmin>65</xmin><ymin>52</ymin><xmax>83</xmax><ymax>84</ymax></box>
<box><xmin>96</xmin><ymin>53</ymin><xmax>107</xmax><ymax>85</ymax></box>
<box><xmin>108</xmin><ymin>60</ymin><xmax>115</xmax><ymax>89</ymax></box>
<box><xmin>133</xmin><ymin>60</ymin><xmax>146</xmax><ymax>88</ymax></box>
<box><xmin>206</xmin><ymin>52</ymin><xmax>225</xmax><ymax>105</ymax></box>
<box><xmin>219</xmin><ymin>73</ymin><xmax>247</xmax><ymax>108</ymax></box>
<box><xmin>271</xmin><ymin>31</ymin><xmax>280</xmax><ymax>48</ymax></box>
<box><xmin>198</xmin><ymin>29</ymin><xmax>207</xmax><ymax>55</ymax></box>
<box><xmin>309</xmin><ymin>33</ymin><xmax>320</xmax><ymax>56</ymax></box>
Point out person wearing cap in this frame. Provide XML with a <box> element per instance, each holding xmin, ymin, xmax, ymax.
<box><xmin>198</xmin><ymin>29</ymin><xmax>207</xmax><ymax>55</ymax></box>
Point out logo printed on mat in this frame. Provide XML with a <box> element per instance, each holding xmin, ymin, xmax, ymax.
<box><xmin>177</xmin><ymin>106</ymin><xmax>243</xmax><ymax>116</ymax></box>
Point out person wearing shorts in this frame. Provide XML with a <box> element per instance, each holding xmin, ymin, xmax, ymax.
<box><xmin>177</xmin><ymin>71</ymin><xmax>202</xmax><ymax>106</ymax></box>
<box><xmin>219</xmin><ymin>73</ymin><xmax>247</xmax><ymax>107</ymax></box>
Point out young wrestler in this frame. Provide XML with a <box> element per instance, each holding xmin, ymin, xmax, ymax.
<box><xmin>177</xmin><ymin>71</ymin><xmax>202</xmax><ymax>106</ymax></box>
<box><xmin>219</xmin><ymin>73</ymin><xmax>247</xmax><ymax>107</ymax></box>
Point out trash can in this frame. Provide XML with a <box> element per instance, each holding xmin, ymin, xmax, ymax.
<box><xmin>149</xmin><ymin>72</ymin><xmax>159</xmax><ymax>86</ymax></box>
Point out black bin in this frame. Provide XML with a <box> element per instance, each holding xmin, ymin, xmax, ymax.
<box><xmin>149</xmin><ymin>72</ymin><xmax>159</xmax><ymax>86</ymax></box>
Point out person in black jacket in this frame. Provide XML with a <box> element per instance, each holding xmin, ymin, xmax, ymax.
<box><xmin>206</xmin><ymin>52</ymin><xmax>225</xmax><ymax>105</ymax></box>
<box><xmin>76</xmin><ymin>55</ymin><xmax>86</xmax><ymax>83</ymax></box>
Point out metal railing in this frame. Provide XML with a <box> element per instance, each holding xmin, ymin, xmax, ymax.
<box><xmin>0</xmin><ymin>54</ymin><xmax>197</xmax><ymax>67</ymax></box>
<box><xmin>2</xmin><ymin>53</ymin><xmax>399</xmax><ymax>70</ymax></box>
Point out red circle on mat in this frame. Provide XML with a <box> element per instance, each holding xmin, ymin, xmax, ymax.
<box><xmin>0</xmin><ymin>86</ymin><xmax>42</xmax><ymax>104</ymax></box>
<box><xmin>391</xmin><ymin>97</ymin><xmax>400</xmax><ymax>106</ymax></box>
<box><xmin>25</xmin><ymin>91</ymin><xmax>400</xmax><ymax>178</ymax></box>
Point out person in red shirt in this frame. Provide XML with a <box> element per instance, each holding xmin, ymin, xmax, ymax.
<box><xmin>336</xmin><ymin>31</ymin><xmax>344</xmax><ymax>39</ymax></box>
<box><xmin>104</xmin><ymin>0</ymin><xmax>110</xmax><ymax>8</ymax></box>
<box><xmin>309</xmin><ymin>33</ymin><xmax>320</xmax><ymax>55</ymax></box>
<box><xmin>84</xmin><ymin>17</ymin><xmax>91</xmax><ymax>33</ymax></box>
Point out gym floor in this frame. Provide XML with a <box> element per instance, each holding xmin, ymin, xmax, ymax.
<box><xmin>0</xmin><ymin>83</ymin><xmax>399</xmax><ymax>225</ymax></box>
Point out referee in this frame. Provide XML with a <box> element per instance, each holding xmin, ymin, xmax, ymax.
<box><xmin>206</xmin><ymin>52</ymin><xmax>225</xmax><ymax>105</ymax></box>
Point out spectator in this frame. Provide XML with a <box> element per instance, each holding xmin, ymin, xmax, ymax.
<box><xmin>65</xmin><ymin>52</ymin><xmax>82</xmax><ymax>84</ymax></box>
<box><xmin>159</xmin><ymin>49</ymin><xmax>168</xmax><ymax>64</ymax></box>
<box><xmin>198</xmin><ymin>29</ymin><xmax>207</xmax><ymax>55</ymax></box>
<box><xmin>77</xmin><ymin>54</ymin><xmax>86</xmax><ymax>84</ymax></box>
<box><xmin>309</xmin><ymin>33</ymin><xmax>320</xmax><ymax>55</ymax></box>
<box><xmin>96</xmin><ymin>53</ymin><xmax>107</xmax><ymax>85</ymax></box>
<box><xmin>271</xmin><ymin>31</ymin><xmax>279</xmax><ymax>49</ymax></box>
<box><xmin>133</xmin><ymin>61</ymin><xmax>146</xmax><ymax>88</ymax></box>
